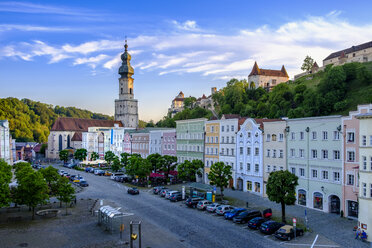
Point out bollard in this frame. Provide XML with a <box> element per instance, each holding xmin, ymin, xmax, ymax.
<box><xmin>130</xmin><ymin>221</ymin><xmax>141</xmax><ymax>248</ymax></box>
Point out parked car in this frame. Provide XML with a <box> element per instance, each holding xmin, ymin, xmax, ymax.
<box><xmin>259</xmin><ymin>220</ymin><xmax>285</xmax><ymax>235</ymax></box>
<box><xmin>206</xmin><ymin>203</ymin><xmax>220</xmax><ymax>213</ymax></box>
<box><xmin>85</xmin><ymin>167</ymin><xmax>92</xmax><ymax>172</ymax></box>
<box><xmin>233</xmin><ymin>210</ymin><xmax>262</xmax><ymax>224</ymax></box>
<box><xmin>160</xmin><ymin>189</ymin><xmax>169</xmax><ymax>197</ymax></box>
<box><xmin>275</xmin><ymin>225</ymin><xmax>304</xmax><ymax>241</ymax></box>
<box><xmin>59</xmin><ymin>170</ymin><xmax>65</xmax><ymax>176</ymax></box>
<box><xmin>111</xmin><ymin>173</ymin><xmax>124</xmax><ymax>180</ymax></box>
<box><xmin>79</xmin><ymin>180</ymin><xmax>89</xmax><ymax>187</ymax></box>
<box><xmin>69</xmin><ymin>175</ymin><xmax>77</xmax><ymax>181</ymax></box>
<box><xmin>216</xmin><ymin>205</ymin><xmax>234</xmax><ymax>215</ymax></box>
<box><xmin>104</xmin><ymin>171</ymin><xmax>112</xmax><ymax>176</ymax></box>
<box><xmin>197</xmin><ymin>200</ymin><xmax>213</xmax><ymax>210</ymax></box>
<box><xmin>165</xmin><ymin>190</ymin><xmax>179</xmax><ymax>199</ymax></box>
<box><xmin>127</xmin><ymin>187</ymin><xmax>139</xmax><ymax>195</ymax></box>
<box><xmin>167</xmin><ymin>191</ymin><xmax>180</xmax><ymax>200</ymax></box>
<box><xmin>248</xmin><ymin>217</ymin><xmax>267</xmax><ymax>229</ymax></box>
<box><xmin>94</xmin><ymin>169</ymin><xmax>105</xmax><ymax>176</ymax></box>
<box><xmin>185</xmin><ymin>197</ymin><xmax>203</xmax><ymax>208</ymax></box>
<box><xmin>224</xmin><ymin>208</ymin><xmax>247</xmax><ymax>220</ymax></box>
<box><xmin>169</xmin><ymin>193</ymin><xmax>183</xmax><ymax>202</ymax></box>
<box><xmin>153</xmin><ymin>186</ymin><xmax>166</xmax><ymax>194</ymax></box>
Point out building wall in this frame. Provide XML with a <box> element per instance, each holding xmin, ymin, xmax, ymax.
<box><xmin>123</xmin><ymin>132</ymin><xmax>132</xmax><ymax>154</ymax></box>
<box><xmin>131</xmin><ymin>133</ymin><xmax>149</xmax><ymax>158</ymax></box>
<box><xmin>46</xmin><ymin>131</ymin><xmax>75</xmax><ymax>159</ymax></box>
<box><xmin>236</xmin><ymin>119</ymin><xmax>264</xmax><ymax>195</ymax></box>
<box><xmin>219</xmin><ymin>118</ymin><xmax>239</xmax><ymax>188</ymax></box>
<box><xmin>323</xmin><ymin>47</ymin><xmax>372</xmax><ymax>66</ymax></box>
<box><xmin>149</xmin><ymin>131</ymin><xmax>162</xmax><ymax>155</ymax></box>
<box><xmin>357</xmin><ymin>115</ymin><xmax>372</xmax><ymax>241</ymax></box>
<box><xmin>0</xmin><ymin>120</ymin><xmax>11</xmax><ymax>164</ymax></box>
<box><xmin>248</xmin><ymin>74</ymin><xmax>288</xmax><ymax>89</ymax></box>
<box><xmin>204</xmin><ymin>120</ymin><xmax>220</xmax><ymax>184</ymax></box>
<box><xmin>287</xmin><ymin>116</ymin><xmax>343</xmax><ymax>213</ymax></box>
<box><xmin>162</xmin><ymin>130</ymin><xmax>176</xmax><ymax>156</ymax></box>
<box><xmin>262</xmin><ymin>121</ymin><xmax>287</xmax><ymax>197</ymax></box>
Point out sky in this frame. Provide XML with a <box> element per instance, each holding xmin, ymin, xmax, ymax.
<box><xmin>1</xmin><ymin>1</ymin><xmax>372</xmax><ymax>122</ymax></box>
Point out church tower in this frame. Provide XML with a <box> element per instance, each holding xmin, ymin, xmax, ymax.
<box><xmin>115</xmin><ymin>40</ymin><xmax>138</xmax><ymax>128</ymax></box>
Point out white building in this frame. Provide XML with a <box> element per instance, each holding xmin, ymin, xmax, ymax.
<box><xmin>0</xmin><ymin>120</ymin><xmax>11</xmax><ymax>164</ymax></box>
<box><xmin>149</xmin><ymin>130</ymin><xmax>163</xmax><ymax>155</ymax></box>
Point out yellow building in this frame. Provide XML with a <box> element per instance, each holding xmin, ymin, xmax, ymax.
<box><xmin>204</xmin><ymin>120</ymin><xmax>220</xmax><ymax>184</ymax></box>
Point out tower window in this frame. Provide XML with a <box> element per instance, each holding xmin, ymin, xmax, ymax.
<box><xmin>121</xmin><ymin>88</ymin><xmax>123</xmax><ymax>94</ymax></box>
<box><xmin>130</xmin><ymin>88</ymin><xmax>133</xmax><ymax>94</ymax></box>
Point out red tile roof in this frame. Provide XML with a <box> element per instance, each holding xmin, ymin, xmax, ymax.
<box><xmin>51</xmin><ymin>117</ymin><xmax>122</xmax><ymax>132</ymax></box>
<box><xmin>323</xmin><ymin>40</ymin><xmax>372</xmax><ymax>61</ymax></box>
<box><xmin>71</xmin><ymin>132</ymin><xmax>82</xmax><ymax>141</ymax></box>
<box><xmin>248</xmin><ymin>61</ymin><xmax>289</xmax><ymax>78</ymax></box>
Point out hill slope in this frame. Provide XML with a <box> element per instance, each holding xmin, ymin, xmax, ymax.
<box><xmin>0</xmin><ymin>98</ymin><xmax>113</xmax><ymax>142</ymax></box>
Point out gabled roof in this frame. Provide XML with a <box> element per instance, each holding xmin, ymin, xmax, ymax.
<box><xmin>248</xmin><ymin>61</ymin><xmax>289</xmax><ymax>78</ymax></box>
<box><xmin>323</xmin><ymin>40</ymin><xmax>372</xmax><ymax>61</ymax></box>
<box><xmin>51</xmin><ymin>117</ymin><xmax>122</xmax><ymax>132</ymax></box>
<box><xmin>71</xmin><ymin>132</ymin><xmax>82</xmax><ymax>141</ymax></box>
<box><xmin>221</xmin><ymin>114</ymin><xmax>241</xmax><ymax>120</ymax></box>
<box><xmin>254</xmin><ymin>118</ymin><xmax>282</xmax><ymax>129</ymax></box>
<box><xmin>33</xmin><ymin>143</ymin><xmax>43</xmax><ymax>153</ymax></box>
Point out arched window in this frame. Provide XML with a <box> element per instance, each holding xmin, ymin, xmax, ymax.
<box><xmin>313</xmin><ymin>192</ymin><xmax>323</xmax><ymax>210</ymax></box>
<box><xmin>298</xmin><ymin>189</ymin><xmax>306</xmax><ymax>206</ymax></box>
<box><xmin>67</xmin><ymin>135</ymin><xmax>71</xmax><ymax>148</ymax></box>
<box><xmin>58</xmin><ymin>135</ymin><xmax>63</xmax><ymax>151</ymax></box>
<box><xmin>272</xmin><ymin>134</ymin><xmax>277</xmax><ymax>141</ymax></box>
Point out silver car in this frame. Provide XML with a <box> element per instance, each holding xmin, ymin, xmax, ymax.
<box><xmin>206</xmin><ymin>203</ymin><xmax>221</xmax><ymax>213</ymax></box>
<box><xmin>216</xmin><ymin>205</ymin><xmax>234</xmax><ymax>215</ymax></box>
<box><xmin>197</xmin><ymin>200</ymin><xmax>213</xmax><ymax>210</ymax></box>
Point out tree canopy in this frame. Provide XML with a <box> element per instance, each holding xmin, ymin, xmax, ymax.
<box><xmin>74</xmin><ymin>148</ymin><xmax>87</xmax><ymax>161</ymax></box>
<box><xmin>178</xmin><ymin>159</ymin><xmax>203</xmax><ymax>182</ymax></box>
<box><xmin>301</xmin><ymin>56</ymin><xmax>315</xmax><ymax>72</ymax></box>
<box><xmin>0</xmin><ymin>159</ymin><xmax>12</xmax><ymax>207</ymax></box>
<box><xmin>207</xmin><ymin>162</ymin><xmax>232</xmax><ymax>200</ymax></box>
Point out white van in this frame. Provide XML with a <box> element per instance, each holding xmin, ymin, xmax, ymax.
<box><xmin>110</xmin><ymin>172</ymin><xmax>124</xmax><ymax>180</ymax></box>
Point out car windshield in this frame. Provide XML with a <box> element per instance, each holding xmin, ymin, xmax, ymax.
<box><xmin>278</xmin><ymin>228</ymin><xmax>287</xmax><ymax>233</ymax></box>
<box><xmin>230</xmin><ymin>209</ymin><xmax>239</xmax><ymax>213</ymax></box>
<box><xmin>238</xmin><ymin>211</ymin><xmax>248</xmax><ymax>216</ymax></box>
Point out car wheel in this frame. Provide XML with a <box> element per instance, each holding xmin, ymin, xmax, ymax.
<box><xmin>287</xmin><ymin>236</ymin><xmax>291</xmax><ymax>241</ymax></box>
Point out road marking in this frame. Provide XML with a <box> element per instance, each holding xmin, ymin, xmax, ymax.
<box><xmin>311</xmin><ymin>234</ymin><xmax>319</xmax><ymax>248</ymax></box>
<box><xmin>281</xmin><ymin>243</ymin><xmax>339</xmax><ymax>247</ymax></box>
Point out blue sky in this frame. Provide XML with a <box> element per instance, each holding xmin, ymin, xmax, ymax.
<box><xmin>1</xmin><ymin>1</ymin><xmax>372</xmax><ymax>122</ymax></box>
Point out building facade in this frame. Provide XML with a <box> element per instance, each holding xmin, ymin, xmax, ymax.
<box><xmin>356</xmin><ymin>112</ymin><xmax>372</xmax><ymax>241</ymax></box>
<box><xmin>287</xmin><ymin>116</ymin><xmax>343</xmax><ymax>213</ymax></box>
<box><xmin>248</xmin><ymin>61</ymin><xmax>289</xmax><ymax>90</ymax></box>
<box><xmin>168</xmin><ymin>91</ymin><xmax>185</xmax><ymax>117</ymax></box>
<box><xmin>0</xmin><ymin>120</ymin><xmax>11</xmax><ymax>164</ymax></box>
<box><xmin>114</xmin><ymin>41</ymin><xmax>138</xmax><ymax>128</ymax></box>
<box><xmin>131</xmin><ymin>132</ymin><xmax>150</xmax><ymax>158</ymax></box>
<box><xmin>323</xmin><ymin>40</ymin><xmax>372</xmax><ymax>66</ymax></box>
<box><xmin>204</xmin><ymin>120</ymin><xmax>220</xmax><ymax>184</ymax></box>
<box><xmin>161</xmin><ymin>130</ymin><xmax>177</xmax><ymax>156</ymax></box>
<box><xmin>262</xmin><ymin>120</ymin><xmax>287</xmax><ymax>197</ymax></box>
<box><xmin>149</xmin><ymin>130</ymin><xmax>163</xmax><ymax>155</ymax></box>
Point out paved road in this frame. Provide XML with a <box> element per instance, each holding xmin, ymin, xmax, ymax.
<box><xmin>58</xmin><ymin>165</ymin><xmax>284</xmax><ymax>248</ymax></box>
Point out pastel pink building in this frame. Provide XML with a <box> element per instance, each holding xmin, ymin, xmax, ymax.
<box><xmin>123</xmin><ymin>132</ymin><xmax>132</xmax><ymax>154</ymax></box>
<box><xmin>131</xmin><ymin>132</ymin><xmax>150</xmax><ymax>158</ymax></box>
<box><xmin>162</xmin><ymin>130</ymin><xmax>177</xmax><ymax>156</ymax></box>
<box><xmin>342</xmin><ymin>104</ymin><xmax>372</xmax><ymax>218</ymax></box>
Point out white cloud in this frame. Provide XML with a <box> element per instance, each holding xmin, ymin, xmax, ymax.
<box><xmin>172</xmin><ymin>20</ymin><xmax>200</xmax><ymax>31</ymax></box>
<box><xmin>0</xmin><ymin>24</ymin><xmax>71</xmax><ymax>32</ymax></box>
<box><xmin>73</xmin><ymin>54</ymin><xmax>109</xmax><ymax>68</ymax></box>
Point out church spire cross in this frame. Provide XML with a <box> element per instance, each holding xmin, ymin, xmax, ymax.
<box><xmin>124</xmin><ymin>36</ymin><xmax>128</xmax><ymax>52</ymax></box>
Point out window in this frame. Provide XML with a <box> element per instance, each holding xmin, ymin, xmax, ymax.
<box><xmin>312</xmin><ymin>131</ymin><xmax>317</xmax><ymax>140</ymax></box>
<box><xmin>273</xmin><ymin>149</ymin><xmax>277</xmax><ymax>158</ymax></box>
<box><xmin>254</xmin><ymin>182</ymin><xmax>261</xmax><ymax>193</ymax></box>
<box><xmin>267</xmin><ymin>165</ymin><xmax>270</xmax><ymax>172</ymax></box>
<box><xmin>322</xmin><ymin>171</ymin><xmax>329</xmax><ymax>180</ymax></box>
<box><xmin>300</xmin><ymin>168</ymin><xmax>305</xmax><ymax>177</ymax></box>
<box><xmin>226</xmin><ymin>148</ymin><xmax>229</xmax><ymax>155</ymax></box>
<box><xmin>279</xmin><ymin>150</ymin><xmax>283</xmax><ymax>158</ymax></box>
<box><xmin>240</xmin><ymin>147</ymin><xmax>243</xmax><ymax>155</ymax></box>
<box><xmin>311</xmin><ymin>149</ymin><xmax>318</xmax><ymax>159</ymax></box>
<box><xmin>266</xmin><ymin>134</ymin><xmax>271</xmax><ymax>142</ymax></box>
<box><xmin>333</xmin><ymin>150</ymin><xmax>340</xmax><ymax>160</ymax></box>
<box><xmin>221</xmin><ymin>126</ymin><xmax>224</xmax><ymax>132</ymax></box>
<box><xmin>247</xmin><ymin>132</ymin><xmax>251</xmax><ymax>138</ymax></box>
<box><xmin>362</xmin><ymin>156</ymin><xmax>367</xmax><ymax>170</ymax></box>
<box><xmin>347</xmin><ymin>151</ymin><xmax>355</xmax><ymax>162</ymax></box>
<box><xmin>347</xmin><ymin>175</ymin><xmax>354</xmax><ymax>185</ymax></box>
<box><xmin>370</xmin><ymin>136</ymin><xmax>372</xmax><ymax>146</ymax></box>
<box><xmin>322</xmin><ymin>150</ymin><xmax>328</xmax><ymax>159</ymax></box>
<box><xmin>272</xmin><ymin>134</ymin><xmax>277</xmax><ymax>141</ymax></box>
<box><xmin>255</xmin><ymin>148</ymin><xmax>259</xmax><ymax>156</ymax></box>
<box><xmin>247</xmin><ymin>181</ymin><xmax>252</xmax><ymax>191</ymax></box>
<box><xmin>312</xmin><ymin>169</ymin><xmax>318</xmax><ymax>178</ymax></box>
<box><xmin>231</xmin><ymin>148</ymin><xmax>234</xmax><ymax>155</ymax></box>
<box><xmin>211</xmin><ymin>126</ymin><xmax>214</xmax><ymax>132</ymax></box>
<box><xmin>363</xmin><ymin>183</ymin><xmax>367</xmax><ymax>197</ymax></box>
<box><xmin>291</xmin><ymin>168</ymin><xmax>296</xmax><ymax>175</ymax></box>
<box><xmin>291</xmin><ymin>132</ymin><xmax>295</xmax><ymax>140</ymax></box>
<box><xmin>299</xmin><ymin>149</ymin><xmax>304</xmax><ymax>158</ymax></box>
<box><xmin>370</xmin><ymin>184</ymin><xmax>372</xmax><ymax>198</ymax></box>
<box><xmin>266</xmin><ymin>149</ymin><xmax>270</xmax><ymax>157</ymax></box>
<box><xmin>290</xmin><ymin>149</ymin><xmax>295</xmax><ymax>157</ymax></box>
<box><xmin>215</xmin><ymin>137</ymin><xmax>218</xmax><ymax>143</ymax></box>
<box><xmin>226</xmin><ymin>137</ymin><xmax>229</xmax><ymax>143</ymax></box>
<box><xmin>280</xmin><ymin>166</ymin><xmax>283</xmax><ymax>170</ymax></box>
<box><xmin>333</xmin><ymin>131</ymin><xmax>340</xmax><ymax>140</ymax></box>
<box><xmin>370</xmin><ymin>157</ymin><xmax>372</xmax><ymax>170</ymax></box>
<box><xmin>221</xmin><ymin>148</ymin><xmax>224</xmax><ymax>155</ymax></box>
<box><xmin>222</xmin><ymin>137</ymin><xmax>224</xmax><ymax>143</ymax></box>
<box><xmin>362</xmin><ymin>135</ymin><xmax>367</xmax><ymax>146</ymax></box>
<box><xmin>333</xmin><ymin>172</ymin><xmax>340</xmax><ymax>182</ymax></box>
<box><xmin>231</xmin><ymin>136</ymin><xmax>234</xmax><ymax>143</ymax></box>
<box><xmin>279</xmin><ymin>133</ymin><xmax>284</xmax><ymax>141</ymax></box>
<box><xmin>207</xmin><ymin>137</ymin><xmax>210</xmax><ymax>143</ymax></box>
<box><xmin>240</xmin><ymin>162</ymin><xmax>243</xmax><ymax>170</ymax></box>
<box><xmin>231</xmin><ymin>125</ymin><xmax>234</xmax><ymax>132</ymax></box>
<box><xmin>322</xmin><ymin>131</ymin><xmax>328</xmax><ymax>140</ymax></box>
<box><xmin>347</xmin><ymin>132</ymin><xmax>355</xmax><ymax>143</ymax></box>
<box><xmin>300</xmin><ymin>132</ymin><xmax>304</xmax><ymax>140</ymax></box>
<box><xmin>226</xmin><ymin>125</ymin><xmax>230</xmax><ymax>132</ymax></box>
<box><xmin>215</xmin><ymin>148</ymin><xmax>218</xmax><ymax>155</ymax></box>
<box><xmin>255</xmin><ymin>164</ymin><xmax>259</xmax><ymax>172</ymax></box>
<box><xmin>273</xmin><ymin>166</ymin><xmax>277</xmax><ymax>171</ymax></box>
<box><xmin>247</xmin><ymin>163</ymin><xmax>251</xmax><ymax>172</ymax></box>
<box><xmin>247</xmin><ymin>147</ymin><xmax>251</xmax><ymax>155</ymax></box>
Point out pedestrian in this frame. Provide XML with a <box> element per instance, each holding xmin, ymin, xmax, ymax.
<box><xmin>356</xmin><ymin>228</ymin><xmax>361</xmax><ymax>239</ymax></box>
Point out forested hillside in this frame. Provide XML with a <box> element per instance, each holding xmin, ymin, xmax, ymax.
<box><xmin>156</xmin><ymin>61</ymin><xmax>372</xmax><ymax>127</ymax></box>
<box><xmin>0</xmin><ymin>98</ymin><xmax>113</xmax><ymax>142</ymax></box>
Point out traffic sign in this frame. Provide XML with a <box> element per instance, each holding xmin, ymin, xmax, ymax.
<box><xmin>293</xmin><ymin>218</ymin><xmax>297</xmax><ymax>226</ymax></box>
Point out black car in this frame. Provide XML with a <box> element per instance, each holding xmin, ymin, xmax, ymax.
<box><xmin>127</xmin><ymin>187</ymin><xmax>139</xmax><ymax>195</ymax></box>
<box><xmin>248</xmin><ymin>217</ymin><xmax>266</xmax><ymax>229</ymax></box>
<box><xmin>232</xmin><ymin>210</ymin><xmax>261</xmax><ymax>224</ymax></box>
<box><xmin>259</xmin><ymin>220</ymin><xmax>285</xmax><ymax>235</ymax></box>
<box><xmin>170</xmin><ymin>193</ymin><xmax>183</xmax><ymax>202</ymax></box>
<box><xmin>185</xmin><ymin>197</ymin><xmax>203</xmax><ymax>208</ymax></box>
<box><xmin>79</xmin><ymin>180</ymin><xmax>89</xmax><ymax>187</ymax></box>
<box><xmin>274</xmin><ymin>225</ymin><xmax>304</xmax><ymax>241</ymax></box>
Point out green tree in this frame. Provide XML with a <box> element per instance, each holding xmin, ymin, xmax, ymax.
<box><xmin>56</xmin><ymin>177</ymin><xmax>75</xmax><ymax>215</ymax></box>
<box><xmin>74</xmin><ymin>148</ymin><xmax>87</xmax><ymax>161</ymax></box>
<box><xmin>126</xmin><ymin>156</ymin><xmax>151</xmax><ymax>180</ymax></box>
<box><xmin>120</xmin><ymin>152</ymin><xmax>130</xmax><ymax>167</ymax></box>
<box><xmin>266</xmin><ymin>170</ymin><xmax>298</xmax><ymax>223</ymax></box>
<box><xmin>16</xmin><ymin>168</ymin><xmax>49</xmax><ymax>220</ymax></box>
<box><xmin>111</xmin><ymin>156</ymin><xmax>121</xmax><ymax>172</ymax></box>
<box><xmin>0</xmin><ymin>159</ymin><xmax>12</xmax><ymax>207</ymax></box>
<box><xmin>177</xmin><ymin>159</ymin><xmax>203</xmax><ymax>182</ymax></box>
<box><xmin>184</xmin><ymin>97</ymin><xmax>196</xmax><ymax>108</ymax></box>
<box><xmin>160</xmin><ymin>155</ymin><xmax>177</xmax><ymax>179</ymax></box>
<box><xmin>146</xmin><ymin>120</ymin><xmax>155</xmax><ymax>127</ymax></box>
<box><xmin>104</xmin><ymin>151</ymin><xmax>116</xmax><ymax>167</ymax></box>
<box><xmin>59</xmin><ymin>150</ymin><xmax>69</xmax><ymax>163</ymax></box>
<box><xmin>301</xmin><ymin>55</ymin><xmax>315</xmax><ymax>72</ymax></box>
<box><xmin>90</xmin><ymin>152</ymin><xmax>99</xmax><ymax>161</ymax></box>
<box><xmin>39</xmin><ymin>144</ymin><xmax>47</xmax><ymax>156</ymax></box>
<box><xmin>147</xmin><ymin>153</ymin><xmax>162</xmax><ymax>173</ymax></box>
<box><xmin>207</xmin><ymin>162</ymin><xmax>232</xmax><ymax>200</ymax></box>
<box><xmin>39</xmin><ymin>166</ymin><xmax>59</xmax><ymax>191</ymax></box>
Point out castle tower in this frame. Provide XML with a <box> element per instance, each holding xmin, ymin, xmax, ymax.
<box><xmin>114</xmin><ymin>40</ymin><xmax>138</xmax><ymax>128</ymax></box>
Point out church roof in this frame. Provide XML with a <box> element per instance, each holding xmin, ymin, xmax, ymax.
<box><xmin>71</xmin><ymin>132</ymin><xmax>82</xmax><ymax>141</ymax></box>
<box><xmin>118</xmin><ymin>40</ymin><xmax>134</xmax><ymax>77</ymax></box>
<box><xmin>51</xmin><ymin>117</ymin><xmax>122</xmax><ymax>132</ymax></box>
<box><xmin>323</xmin><ymin>41</ymin><xmax>372</xmax><ymax>61</ymax></box>
<box><xmin>248</xmin><ymin>61</ymin><xmax>289</xmax><ymax>78</ymax></box>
